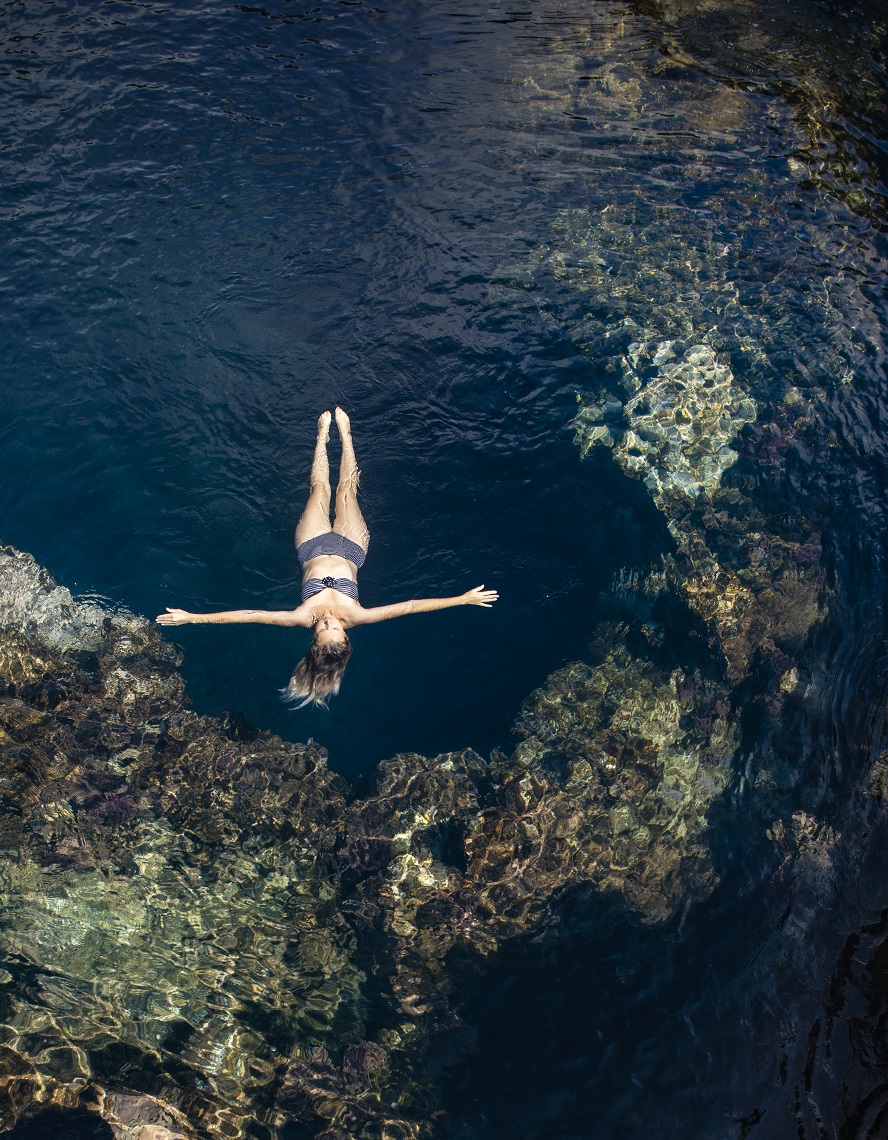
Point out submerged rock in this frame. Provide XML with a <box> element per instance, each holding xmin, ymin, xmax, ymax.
<box><xmin>513</xmin><ymin>637</ymin><xmax>735</xmax><ymax>920</ymax></box>
<box><xmin>575</xmin><ymin>339</ymin><xmax>756</xmax><ymax>503</ymax></box>
<box><xmin>0</xmin><ymin>543</ymin><xmax>745</xmax><ymax>1136</ymax></box>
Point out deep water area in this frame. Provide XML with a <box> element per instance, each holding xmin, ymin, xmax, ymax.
<box><xmin>1</xmin><ymin>0</ymin><xmax>887</xmax><ymax>1138</ymax></box>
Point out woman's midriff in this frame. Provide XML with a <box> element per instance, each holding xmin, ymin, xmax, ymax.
<box><xmin>301</xmin><ymin>553</ymin><xmax>359</xmax><ymax>583</ymax></box>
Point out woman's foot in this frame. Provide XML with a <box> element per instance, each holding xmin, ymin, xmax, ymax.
<box><xmin>334</xmin><ymin>406</ymin><xmax>351</xmax><ymax>439</ymax></box>
<box><xmin>318</xmin><ymin>410</ymin><xmax>332</xmax><ymax>442</ymax></box>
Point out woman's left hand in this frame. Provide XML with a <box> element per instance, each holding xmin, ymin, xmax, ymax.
<box><xmin>461</xmin><ymin>585</ymin><xmax>499</xmax><ymax>607</ymax></box>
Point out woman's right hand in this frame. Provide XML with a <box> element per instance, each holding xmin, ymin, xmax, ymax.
<box><xmin>156</xmin><ymin>607</ymin><xmax>193</xmax><ymax>625</ymax></box>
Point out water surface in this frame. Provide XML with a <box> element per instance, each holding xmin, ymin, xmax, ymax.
<box><xmin>2</xmin><ymin>0</ymin><xmax>888</xmax><ymax>1137</ymax></box>
<box><xmin>1</xmin><ymin>0</ymin><xmax>679</xmax><ymax>776</ymax></box>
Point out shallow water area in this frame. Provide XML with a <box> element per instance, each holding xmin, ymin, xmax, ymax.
<box><xmin>1</xmin><ymin>1</ymin><xmax>888</xmax><ymax>1138</ymax></box>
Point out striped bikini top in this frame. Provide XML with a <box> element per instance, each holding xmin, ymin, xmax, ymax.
<box><xmin>301</xmin><ymin>575</ymin><xmax>359</xmax><ymax>603</ymax></box>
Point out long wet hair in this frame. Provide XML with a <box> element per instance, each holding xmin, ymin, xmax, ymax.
<box><xmin>281</xmin><ymin>634</ymin><xmax>353</xmax><ymax>708</ymax></box>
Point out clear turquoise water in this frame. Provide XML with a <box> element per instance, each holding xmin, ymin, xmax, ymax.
<box><xmin>2</xmin><ymin>0</ymin><xmax>888</xmax><ymax>1136</ymax></box>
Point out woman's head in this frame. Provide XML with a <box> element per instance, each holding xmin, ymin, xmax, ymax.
<box><xmin>281</xmin><ymin>622</ymin><xmax>353</xmax><ymax>708</ymax></box>
<box><xmin>314</xmin><ymin>613</ymin><xmax>346</xmax><ymax>645</ymax></box>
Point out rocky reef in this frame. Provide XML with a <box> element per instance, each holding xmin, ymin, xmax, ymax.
<box><xmin>574</xmin><ymin>339</ymin><xmax>757</xmax><ymax>503</ymax></box>
<box><xmin>490</xmin><ymin>0</ymin><xmax>879</xmax><ymax>706</ymax></box>
<box><xmin>567</xmin><ymin>318</ymin><xmax>826</xmax><ymax>683</ymax></box>
<box><xmin>0</xmin><ymin>545</ymin><xmax>746</xmax><ymax>1137</ymax></box>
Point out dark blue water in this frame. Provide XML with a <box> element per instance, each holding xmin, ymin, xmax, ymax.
<box><xmin>0</xmin><ymin>0</ymin><xmax>675</xmax><ymax>777</ymax></box>
<box><xmin>2</xmin><ymin>1</ymin><xmax>888</xmax><ymax>1137</ymax></box>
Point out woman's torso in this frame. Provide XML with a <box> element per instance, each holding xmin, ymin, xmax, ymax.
<box><xmin>301</xmin><ymin>553</ymin><xmax>359</xmax><ymax>584</ymax></box>
<box><xmin>300</xmin><ymin>553</ymin><xmax>361</xmax><ymax>612</ymax></box>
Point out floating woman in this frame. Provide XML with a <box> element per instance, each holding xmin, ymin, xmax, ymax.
<box><xmin>156</xmin><ymin>407</ymin><xmax>499</xmax><ymax>707</ymax></box>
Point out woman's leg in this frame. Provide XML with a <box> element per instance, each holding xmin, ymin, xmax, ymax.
<box><xmin>332</xmin><ymin>407</ymin><xmax>370</xmax><ymax>551</ymax></box>
<box><xmin>295</xmin><ymin>411</ymin><xmax>333</xmax><ymax>549</ymax></box>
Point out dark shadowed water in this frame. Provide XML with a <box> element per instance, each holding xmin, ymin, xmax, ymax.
<box><xmin>0</xmin><ymin>0</ymin><xmax>679</xmax><ymax>776</ymax></box>
<box><xmin>2</xmin><ymin>0</ymin><xmax>888</xmax><ymax>1137</ymax></box>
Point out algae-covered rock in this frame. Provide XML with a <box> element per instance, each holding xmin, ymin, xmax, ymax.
<box><xmin>89</xmin><ymin>1088</ymin><xmax>198</xmax><ymax>1139</ymax></box>
<box><xmin>0</xmin><ymin>548</ymin><xmax>367</xmax><ymax>1136</ymax></box>
<box><xmin>0</xmin><ymin>546</ymin><xmax>745</xmax><ymax>1136</ymax></box>
<box><xmin>575</xmin><ymin>340</ymin><xmax>756</xmax><ymax>504</ymax></box>
<box><xmin>512</xmin><ymin>630</ymin><xmax>735</xmax><ymax>920</ymax></box>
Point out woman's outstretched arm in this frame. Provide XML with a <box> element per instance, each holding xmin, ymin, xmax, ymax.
<box><xmin>156</xmin><ymin>607</ymin><xmax>308</xmax><ymax>627</ymax></box>
<box><xmin>352</xmin><ymin>585</ymin><xmax>498</xmax><ymax>626</ymax></box>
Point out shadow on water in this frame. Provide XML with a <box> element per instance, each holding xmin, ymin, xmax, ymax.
<box><xmin>4</xmin><ymin>1108</ymin><xmax>112</xmax><ymax>1139</ymax></box>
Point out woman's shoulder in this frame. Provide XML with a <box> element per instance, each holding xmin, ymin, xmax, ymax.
<box><xmin>286</xmin><ymin>603</ymin><xmax>315</xmax><ymax>627</ymax></box>
<box><xmin>334</xmin><ymin>600</ymin><xmax>365</xmax><ymax>627</ymax></box>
